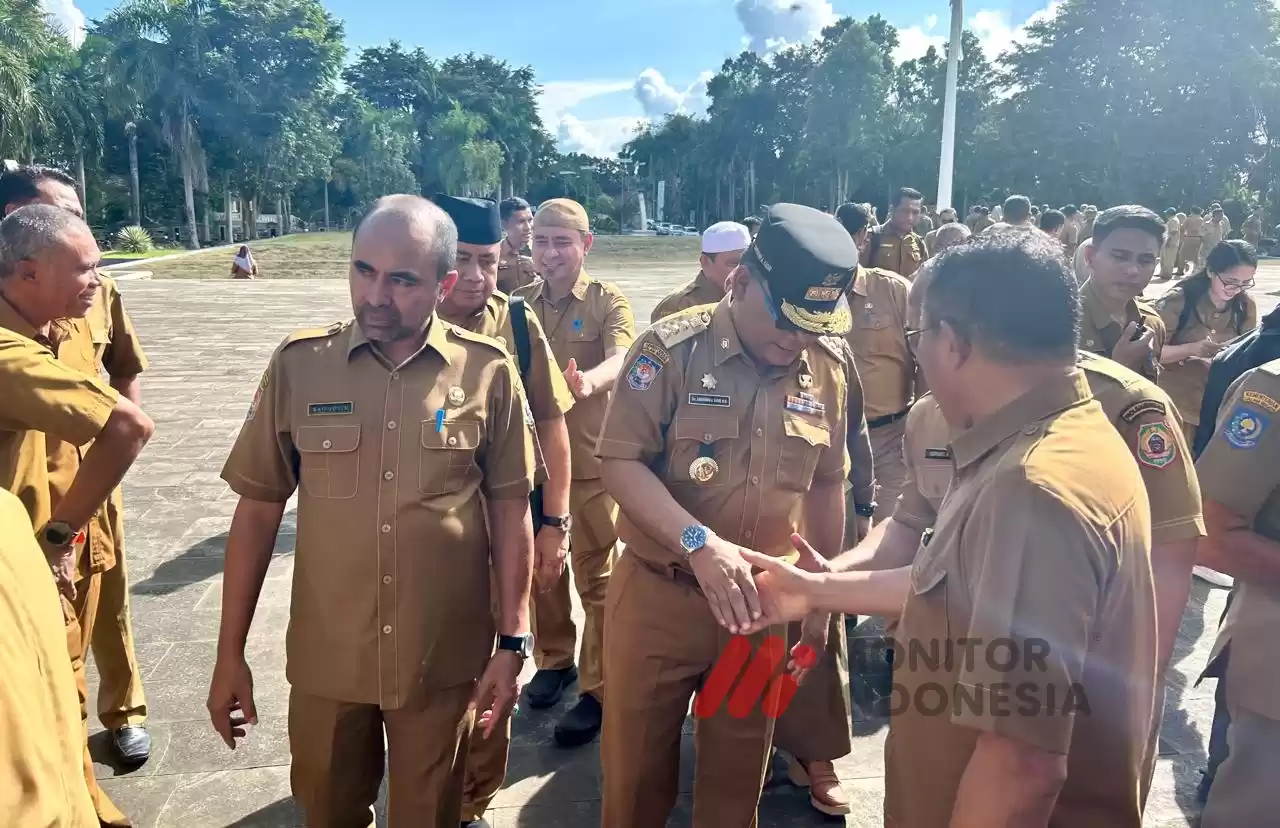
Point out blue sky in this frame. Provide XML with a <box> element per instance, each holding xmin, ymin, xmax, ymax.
<box><xmin>63</xmin><ymin>0</ymin><xmax>1060</xmax><ymax>157</ymax></box>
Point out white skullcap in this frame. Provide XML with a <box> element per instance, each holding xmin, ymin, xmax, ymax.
<box><xmin>701</xmin><ymin>221</ymin><xmax>752</xmax><ymax>254</ymax></box>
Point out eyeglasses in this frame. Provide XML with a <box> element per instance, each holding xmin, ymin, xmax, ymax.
<box><xmin>1215</xmin><ymin>273</ymin><xmax>1255</xmax><ymax>291</ymax></box>
<box><xmin>904</xmin><ymin>326</ymin><xmax>930</xmax><ymax>353</ymax></box>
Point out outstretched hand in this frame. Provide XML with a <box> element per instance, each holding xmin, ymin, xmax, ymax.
<box><xmin>737</xmin><ymin>533</ymin><xmax>824</xmax><ymax>633</ymax></box>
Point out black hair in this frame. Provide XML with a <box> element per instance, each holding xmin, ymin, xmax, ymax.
<box><xmin>1003</xmin><ymin>195</ymin><xmax>1032</xmax><ymax>223</ymax></box>
<box><xmin>1171</xmin><ymin>239</ymin><xmax>1258</xmax><ymax>338</ymax></box>
<box><xmin>1091</xmin><ymin>205</ymin><xmax>1166</xmax><ymax>247</ymax></box>
<box><xmin>498</xmin><ymin>197</ymin><xmax>531</xmax><ymax>222</ymax></box>
<box><xmin>1190</xmin><ymin>206</ymin><xmax>1203</xmax><ymax>216</ymax></box>
<box><xmin>0</xmin><ymin>165</ymin><xmax>76</xmax><ymax>215</ymax></box>
<box><xmin>743</xmin><ymin>216</ymin><xmax>761</xmax><ymax>230</ymax></box>
<box><xmin>835</xmin><ymin>202</ymin><xmax>871</xmax><ymax>237</ymax></box>
<box><xmin>895</xmin><ymin>187</ymin><xmax>923</xmax><ymax>207</ymax></box>
<box><xmin>1039</xmin><ymin>210</ymin><xmax>1066</xmax><ymax>233</ymax></box>
<box><xmin>924</xmin><ymin>230</ymin><xmax>1080</xmax><ymax>363</ymax></box>
<box><xmin>1062</xmin><ymin>205</ymin><xmax>1079</xmax><ymax>217</ymax></box>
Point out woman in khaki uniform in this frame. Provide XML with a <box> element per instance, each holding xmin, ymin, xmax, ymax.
<box><xmin>1156</xmin><ymin>240</ymin><xmax>1259</xmax><ymax>444</ymax></box>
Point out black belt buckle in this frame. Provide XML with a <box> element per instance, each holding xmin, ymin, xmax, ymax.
<box><xmin>868</xmin><ymin>408</ymin><xmax>909</xmax><ymax>429</ymax></box>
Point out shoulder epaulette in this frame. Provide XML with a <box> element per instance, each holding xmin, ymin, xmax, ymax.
<box><xmin>653</xmin><ymin>306</ymin><xmax>713</xmax><ymax>348</ymax></box>
<box><xmin>279</xmin><ymin>321</ymin><xmax>347</xmax><ymax>351</ymax></box>
<box><xmin>446</xmin><ymin>322</ymin><xmax>509</xmax><ymax>356</ymax></box>
<box><xmin>816</xmin><ymin>336</ymin><xmax>849</xmax><ymax>362</ymax></box>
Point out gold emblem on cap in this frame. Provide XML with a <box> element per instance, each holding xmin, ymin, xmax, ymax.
<box><xmin>689</xmin><ymin>457</ymin><xmax>719</xmax><ymax>484</ymax></box>
<box><xmin>448</xmin><ymin>386</ymin><xmax>465</xmax><ymax>406</ymax></box>
<box><xmin>780</xmin><ymin>299</ymin><xmax>852</xmax><ymax>335</ymax></box>
<box><xmin>702</xmin><ymin>373</ymin><xmax>718</xmax><ymax>390</ymax></box>
<box><xmin>822</xmin><ymin>272</ymin><xmax>843</xmax><ymax>287</ymax></box>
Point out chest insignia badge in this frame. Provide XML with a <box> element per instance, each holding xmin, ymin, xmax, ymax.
<box><xmin>690</xmin><ymin>456</ymin><xmax>719</xmax><ymax>484</ymax></box>
<box><xmin>448</xmin><ymin>386</ymin><xmax>466</xmax><ymax>406</ymax></box>
<box><xmin>701</xmin><ymin>373</ymin><xmax>718</xmax><ymax>390</ymax></box>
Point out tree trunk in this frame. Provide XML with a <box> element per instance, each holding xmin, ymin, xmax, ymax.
<box><xmin>201</xmin><ymin>196</ymin><xmax>211</xmax><ymax>244</ymax></box>
<box><xmin>75</xmin><ymin>150</ymin><xmax>86</xmax><ymax>214</ymax></box>
<box><xmin>276</xmin><ymin>196</ymin><xmax>284</xmax><ymax>236</ymax></box>
<box><xmin>323</xmin><ymin>176</ymin><xmax>330</xmax><ymax>231</ymax></box>
<box><xmin>180</xmin><ymin>151</ymin><xmax>200</xmax><ymax>249</ymax></box>
<box><xmin>223</xmin><ymin>171</ymin><xmax>232</xmax><ymax>244</ymax></box>
<box><xmin>128</xmin><ymin>131</ymin><xmax>141</xmax><ymax>225</ymax></box>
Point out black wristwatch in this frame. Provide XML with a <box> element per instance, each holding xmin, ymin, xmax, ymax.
<box><xmin>540</xmin><ymin>514</ymin><xmax>572</xmax><ymax>532</ymax></box>
<box><xmin>497</xmin><ymin>633</ymin><xmax>534</xmax><ymax>659</ymax></box>
<box><xmin>41</xmin><ymin>520</ymin><xmax>77</xmax><ymax>548</ymax></box>
<box><xmin>853</xmin><ymin>502</ymin><xmax>877</xmax><ymax>518</ymax></box>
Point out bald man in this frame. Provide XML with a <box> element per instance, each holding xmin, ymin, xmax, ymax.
<box><xmin>209</xmin><ymin>196</ymin><xmax>541</xmax><ymax>827</ymax></box>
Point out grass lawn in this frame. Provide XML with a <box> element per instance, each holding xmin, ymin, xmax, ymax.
<box><xmin>101</xmin><ymin>248</ymin><xmax>184</xmax><ymax>260</ymax></box>
<box><xmin>133</xmin><ymin>232</ymin><xmax>702</xmax><ymax>281</ymax></box>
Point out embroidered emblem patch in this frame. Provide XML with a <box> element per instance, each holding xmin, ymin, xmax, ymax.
<box><xmin>1224</xmin><ymin>406</ymin><xmax>1268</xmax><ymax>449</ymax></box>
<box><xmin>1137</xmin><ymin>423</ymin><xmax>1176</xmax><ymax>468</ymax></box>
<box><xmin>1242</xmin><ymin>390</ymin><xmax>1280</xmax><ymax>413</ymax></box>
<box><xmin>627</xmin><ymin>354</ymin><xmax>663</xmax><ymax>391</ymax></box>
<box><xmin>1119</xmin><ymin>399</ymin><xmax>1167</xmax><ymax>423</ymax></box>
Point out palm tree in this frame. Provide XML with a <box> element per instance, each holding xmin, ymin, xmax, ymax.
<box><xmin>99</xmin><ymin>0</ymin><xmax>215</xmax><ymax>249</ymax></box>
<box><xmin>0</xmin><ymin>0</ymin><xmax>57</xmax><ymax>159</ymax></box>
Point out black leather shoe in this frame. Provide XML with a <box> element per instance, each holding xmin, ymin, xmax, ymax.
<box><xmin>554</xmin><ymin>693</ymin><xmax>602</xmax><ymax>748</ymax></box>
<box><xmin>525</xmin><ymin>665</ymin><xmax>577</xmax><ymax>709</ymax></box>
<box><xmin>460</xmin><ymin>820</ymin><xmax>491</xmax><ymax>828</ymax></box>
<box><xmin>112</xmin><ymin>725</ymin><xmax>151</xmax><ymax>765</ymax></box>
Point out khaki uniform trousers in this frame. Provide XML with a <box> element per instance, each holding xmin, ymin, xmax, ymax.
<box><xmin>771</xmin><ymin>615</ymin><xmax>853</xmax><ymax>762</ymax></box>
<box><xmin>91</xmin><ymin>492</ymin><xmax>147</xmax><ymax>730</ymax></box>
<box><xmin>1200</xmin><ymin>703</ymin><xmax>1280</xmax><ymax>827</ymax></box>
<box><xmin>601</xmin><ymin>552</ymin><xmax>784</xmax><ymax>828</ymax></box>
<box><xmin>869</xmin><ymin>417</ymin><xmax>908</xmax><ymax>521</ymax></box>
<box><xmin>530</xmin><ymin>477</ymin><xmax>618</xmax><ymax>699</ymax></box>
<box><xmin>461</xmin><ymin>574</ymin><xmax>514</xmax><ymax>822</ymax></box>
<box><xmin>288</xmin><ymin>683</ymin><xmax>475</xmax><ymax>828</ymax></box>
<box><xmin>1178</xmin><ymin>237</ymin><xmax>1202</xmax><ymax>274</ymax></box>
<box><xmin>1161</xmin><ymin>244</ymin><xmax>1179</xmax><ymax>279</ymax></box>
<box><xmin>67</xmin><ymin>571</ymin><xmax>130</xmax><ymax>826</ymax></box>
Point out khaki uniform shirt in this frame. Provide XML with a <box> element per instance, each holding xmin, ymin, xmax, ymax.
<box><xmin>1060</xmin><ymin>220</ymin><xmax>1080</xmax><ymax>256</ymax></box>
<box><xmin>896</xmin><ymin>353</ymin><xmax>1204</xmax><ymax>548</ymax></box>
<box><xmin>1182</xmin><ymin>214</ymin><xmax>1205</xmax><ymax>240</ymax></box>
<box><xmin>1078</xmin><ymin>279</ymin><xmax>1167</xmax><ymax>382</ymax></box>
<box><xmin>1155</xmin><ymin>287</ymin><xmax>1258</xmax><ymax>425</ymax></box>
<box><xmin>650</xmin><ymin>271</ymin><xmax>724</xmax><ymax>324</ymax></box>
<box><xmin>497</xmin><ymin>238</ymin><xmax>538</xmax><ymax>295</ymax></box>
<box><xmin>887</xmin><ymin>372</ymin><xmax>1157</xmax><ymax>828</ymax></box>
<box><xmin>595</xmin><ymin>303</ymin><xmax>856</xmax><ymax>571</ymax></box>
<box><xmin>868</xmin><ymin>228</ymin><xmax>926</xmax><ymax>279</ymax></box>
<box><xmin>1243</xmin><ymin>215</ymin><xmax>1263</xmax><ymax>245</ymax></box>
<box><xmin>446</xmin><ymin>292</ymin><xmax>575</xmax><ymax>423</ymax></box>
<box><xmin>0</xmin><ymin>298</ymin><xmax>118</xmax><ymax>576</ymax></box>
<box><xmin>845</xmin><ymin>266</ymin><xmax>914</xmax><ymax>420</ymax></box>
<box><xmin>219</xmin><ymin>317</ymin><xmax>539</xmax><ymax>709</ymax></box>
<box><xmin>1164</xmin><ymin>217</ymin><xmax>1182</xmax><ymax>253</ymax></box>
<box><xmin>1203</xmin><ymin>217</ymin><xmax>1229</xmax><ymax>251</ymax></box>
<box><xmin>1197</xmin><ymin>361</ymin><xmax>1280</xmax><ymax>719</ymax></box>
<box><xmin>914</xmin><ymin>215</ymin><xmax>934</xmax><ymax>237</ymax></box>
<box><xmin>515</xmin><ymin>271</ymin><xmax>635</xmax><ymax>480</ymax></box>
<box><xmin>1081</xmin><ymin>215</ymin><xmax>1096</xmax><ymax>241</ymax></box>
<box><xmin>0</xmin><ymin>488</ymin><xmax>97</xmax><ymax>827</ymax></box>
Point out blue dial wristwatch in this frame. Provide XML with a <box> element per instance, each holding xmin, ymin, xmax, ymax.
<box><xmin>680</xmin><ymin>524</ymin><xmax>711</xmax><ymax>557</ymax></box>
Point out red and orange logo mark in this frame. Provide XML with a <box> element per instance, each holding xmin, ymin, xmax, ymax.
<box><xmin>693</xmin><ymin>635</ymin><xmax>818</xmax><ymax>720</ymax></box>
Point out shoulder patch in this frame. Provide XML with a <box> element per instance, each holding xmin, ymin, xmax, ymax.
<box><xmin>1137</xmin><ymin>422</ymin><xmax>1177</xmax><ymax>468</ymax></box>
<box><xmin>1242</xmin><ymin>390</ymin><xmax>1280</xmax><ymax>413</ymax></box>
<box><xmin>816</xmin><ymin>335</ymin><xmax>849</xmax><ymax>362</ymax></box>
<box><xmin>653</xmin><ymin>307</ymin><xmax>711</xmax><ymax>348</ymax></box>
<box><xmin>1224</xmin><ymin>405</ymin><xmax>1268</xmax><ymax>449</ymax></box>
<box><xmin>1119</xmin><ymin>399</ymin><xmax>1168</xmax><ymax>423</ymax></box>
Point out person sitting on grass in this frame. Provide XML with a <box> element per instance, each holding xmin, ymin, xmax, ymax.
<box><xmin>230</xmin><ymin>245</ymin><xmax>257</xmax><ymax>279</ymax></box>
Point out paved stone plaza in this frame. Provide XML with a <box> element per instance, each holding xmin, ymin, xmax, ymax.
<box><xmin>85</xmin><ymin>266</ymin><xmax>1280</xmax><ymax>827</ymax></box>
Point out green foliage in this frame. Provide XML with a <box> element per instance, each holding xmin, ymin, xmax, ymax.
<box><xmin>115</xmin><ymin>224</ymin><xmax>155</xmax><ymax>252</ymax></box>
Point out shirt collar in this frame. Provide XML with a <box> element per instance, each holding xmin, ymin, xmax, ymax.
<box><xmin>694</xmin><ymin>270</ymin><xmax>722</xmax><ymax>296</ymax></box>
<box><xmin>1079</xmin><ymin>278</ymin><xmax>1136</xmax><ymax>332</ymax></box>
<box><xmin>851</xmin><ymin>265</ymin><xmax>869</xmax><ymax>297</ymax></box>
<box><xmin>346</xmin><ymin>313</ymin><xmax>453</xmax><ymax>366</ymax></box>
<box><xmin>951</xmin><ymin>370</ymin><xmax>1092</xmax><ymax>471</ymax></box>
<box><xmin>0</xmin><ymin>295</ymin><xmax>39</xmax><ymax>340</ymax></box>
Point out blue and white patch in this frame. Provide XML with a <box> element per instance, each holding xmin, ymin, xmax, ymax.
<box><xmin>1224</xmin><ymin>405</ymin><xmax>1268</xmax><ymax>449</ymax></box>
<box><xmin>627</xmin><ymin>354</ymin><xmax>663</xmax><ymax>391</ymax></box>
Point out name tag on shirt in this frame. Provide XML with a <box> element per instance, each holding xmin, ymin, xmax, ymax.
<box><xmin>308</xmin><ymin>402</ymin><xmax>354</xmax><ymax>416</ymax></box>
<box><xmin>688</xmin><ymin>393</ymin><xmax>732</xmax><ymax>408</ymax></box>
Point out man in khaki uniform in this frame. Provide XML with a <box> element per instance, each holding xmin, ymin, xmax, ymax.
<box><xmin>836</xmin><ymin>203</ymin><xmax>915</xmax><ymax>525</ymax></box>
<box><xmin>984</xmin><ymin>194</ymin><xmax>1036</xmax><ymax>234</ymax></box>
<box><xmin>1194</xmin><ymin>361</ymin><xmax>1280</xmax><ymax>825</ymax></box>
<box><xmin>1080</xmin><ymin>205</ymin><xmax>1168</xmax><ymax>382</ymax></box>
<box><xmin>1202</xmin><ymin>204</ymin><xmax>1230</xmax><ymax>267</ymax></box>
<box><xmin>650</xmin><ymin>221</ymin><xmax>750</xmax><ymax>323</ymax></box>
<box><xmin>497</xmin><ymin>197</ymin><xmax>538</xmax><ymax>294</ymax></box>
<box><xmin>1178</xmin><ymin>207</ymin><xmax>1205</xmax><ymax>275</ymax></box>
<box><xmin>2</xmin><ymin>164</ymin><xmax>154</xmax><ymax>765</ymax></box>
<box><xmin>922</xmin><ymin>208</ymin><xmax>957</xmax><ymax>255</ymax></box>
<box><xmin>863</xmin><ymin>187</ymin><xmax>927</xmax><ymax>279</ymax></box>
<box><xmin>209</xmin><ymin>196</ymin><xmax>539</xmax><ymax>827</ymax></box>
<box><xmin>742</xmin><ymin>231</ymin><xmax>1159</xmax><ymax>827</ymax></box>
<box><xmin>513</xmin><ymin>198</ymin><xmax>635</xmax><ymax>745</ymax></box>
<box><xmin>1080</xmin><ymin>204</ymin><xmax>1098</xmax><ymax>241</ymax></box>
<box><xmin>1059</xmin><ymin>205</ymin><xmax>1082</xmax><ymax>257</ymax></box>
<box><xmin>0</xmin><ymin>205</ymin><xmax>156</xmax><ymax>828</ymax></box>
<box><xmin>0</xmin><ymin>487</ymin><xmax>97</xmax><ymax>827</ymax></box>
<box><xmin>1242</xmin><ymin>205</ymin><xmax>1264</xmax><ymax>247</ymax></box>
<box><xmin>596</xmin><ymin>203</ymin><xmax>866</xmax><ymax>827</ymax></box>
<box><xmin>433</xmin><ymin>194</ymin><xmax>576</xmax><ymax>828</ymax></box>
<box><xmin>1161</xmin><ymin>208</ymin><xmax>1182</xmax><ymax>280</ymax></box>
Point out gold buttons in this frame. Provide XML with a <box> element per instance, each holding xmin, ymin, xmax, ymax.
<box><xmin>382</xmin><ymin>575</ymin><xmax>392</xmax><ymax>584</ymax></box>
<box><xmin>381</xmin><ymin>524</ymin><xmax>391</xmax><ymax>534</ymax></box>
<box><xmin>322</xmin><ymin>439</ymin><xmax>332</xmax><ymax>449</ymax></box>
<box><xmin>744</xmin><ymin>530</ymin><xmax>753</xmax><ymax>540</ymax></box>
<box><xmin>391</xmin><ymin>372</ymin><xmax>399</xmax><ymax>380</ymax></box>
<box><xmin>750</xmin><ymin>475</ymin><xmax>759</xmax><ymax>485</ymax></box>
<box><xmin>388</xmin><ymin>421</ymin><xmax>397</xmax><ymax>430</ymax></box>
<box><xmin>703</xmin><ymin>432</ymin><xmax>713</xmax><ymax>442</ymax></box>
<box><xmin>384</xmin><ymin>471</ymin><xmax>394</xmax><ymax>481</ymax></box>
<box><xmin>382</xmin><ymin>625</ymin><xmax>393</xmax><ymax>634</ymax></box>
<box><xmin>755</xmin><ymin>427</ymin><xmax>763</xmax><ymax>437</ymax></box>
<box><xmin>448</xmin><ymin>436</ymin><xmax>458</xmax><ymax>446</ymax></box>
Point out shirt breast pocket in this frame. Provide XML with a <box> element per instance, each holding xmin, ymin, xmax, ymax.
<box><xmin>777</xmin><ymin>412</ymin><xmax>831</xmax><ymax>492</ymax></box>
<box><xmin>917</xmin><ymin>462</ymin><xmax>952</xmax><ymax>504</ymax></box>
<box><xmin>567</xmin><ymin>323</ymin><xmax>601</xmax><ymax>363</ymax></box>
<box><xmin>904</xmin><ymin>538</ymin><xmax>951</xmax><ymax>640</ymax></box>
<box><xmin>296</xmin><ymin>425</ymin><xmax>361</xmax><ymax>500</ymax></box>
<box><xmin>420</xmin><ymin>420</ymin><xmax>481</xmax><ymax>496</ymax></box>
<box><xmin>667</xmin><ymin>416</ymin><xmax>738</xmax><ymax>487</ymax></box>
<box><xmin>856</xmin><ymin>311</ymin><xmax>899</xmax><ymax>357</ymax></box>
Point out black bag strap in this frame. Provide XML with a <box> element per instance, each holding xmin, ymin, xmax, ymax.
<box><xmin>509</xmin><ymin>296</ymin><xmax>533</xmax><ymax>381</ymax></box>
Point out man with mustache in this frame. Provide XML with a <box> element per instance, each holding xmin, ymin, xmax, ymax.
<box><xmin>209</xmin><ymin>195</ymin><xmax>539</xmax><ymax>827</ymax></box>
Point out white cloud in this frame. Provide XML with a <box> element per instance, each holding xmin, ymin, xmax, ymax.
<box><xmin>734</xmin><ymin>0</ymin><xmax>838</xmax><ymax>55</ymax></box>
<box><xmin>556</xmin><ymin>114</ymin><xmax>646</xmax><ymax>158</ymax></box>
<box><xmin>894</xmin><ymin>24</ymin><xmax>946</xmax><ymax>63</ymax></box>
<box><xmin>41</xmin><ymin>0</ymin><xmax>85</xmax><ymax>48</ymax></box>
<box><xmin>537</xmin><ymin>80</ymin><xmax>633</xmax><ymax>125</ymax></box>
<box><xmin>969</xmin><ymin>1</ymin><xmax>1064</xmax><ymax>59</ymax></box>
<box><xmin>632</xmin><ymin>68</ymin><xmax>714</xmax><ymax>119</ymax></box>
<box><xmin>925</xmin><ymin>14</ymin><xmax>939</xmax><ymax>30</ymax></box>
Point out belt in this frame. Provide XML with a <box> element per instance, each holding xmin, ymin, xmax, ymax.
<box><xmin>868</xmin><ymin>408</ymin><xmax>910</xmax><ymax>429</ymax></box>
<box><xmin>631</xmin><ymin>553</ymin><xmax>703</xmax><ymax>593</ymax></box>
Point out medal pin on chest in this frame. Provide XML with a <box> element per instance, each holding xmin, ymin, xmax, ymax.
<box><xmin>689</xmin><ymin>456</ymin><xmax>719</xmax><ymax>484</ymax></box>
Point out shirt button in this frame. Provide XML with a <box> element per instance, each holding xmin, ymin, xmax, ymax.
<box><xmin>448</xmin><ymin>436</ymin><xmax>458</xmax><ymax>446</ymax></box>
<box><xmin>744</xmin><ymin>531</ymin><xmax>753</xmax><ymax>540</ymax></box>
<box><xmin>703</xmin><ymin>432</ymin><xmax>713</xmax><ymax>442</ymax></box>
<box><xmin>755</xmin><ymin>427</ymin><xmax>763</xmax><ymax>437</ymax></box>
<box><xmin>388</xmin><ymin>421</ymin><xmax>397</xmax><ymax>430</ymax></box>
<box><xmin>750</xmin><ymin>475</ymin><xmax>760</xmax><ymax>485</ymax></box>
<box><xmin>382</xmin><ymin>575</ymin><xmax>392</xmax><ymax>584</ymax></box>
<box><xmin>322</xmin><ymin>439</ymin><xmax>332</xmax><ymax>449</ymax></box>
<box><xmin>384</xmin><ymin>470</ymin><xmax>394</xmax><ymax>480</ymax></box>
<box><xmin>391</xmin><ymin>372</ymin><xmax>399</xmax><ymax>380</ymax></box>
<box><xmin>381</xmin><ymin>523</ymin><xmax>391</xmax><ymax>534</ymax></box>
<box><xmin>382</xmin><ymin>625</ymin><xmax>393</xmax><ymax>634</ymax></box>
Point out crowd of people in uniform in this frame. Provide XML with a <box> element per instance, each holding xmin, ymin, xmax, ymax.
<box><xmin>0</xmin><ymin>159</ymin><xmax>1278</xmax><ymax>828</ymax></box>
